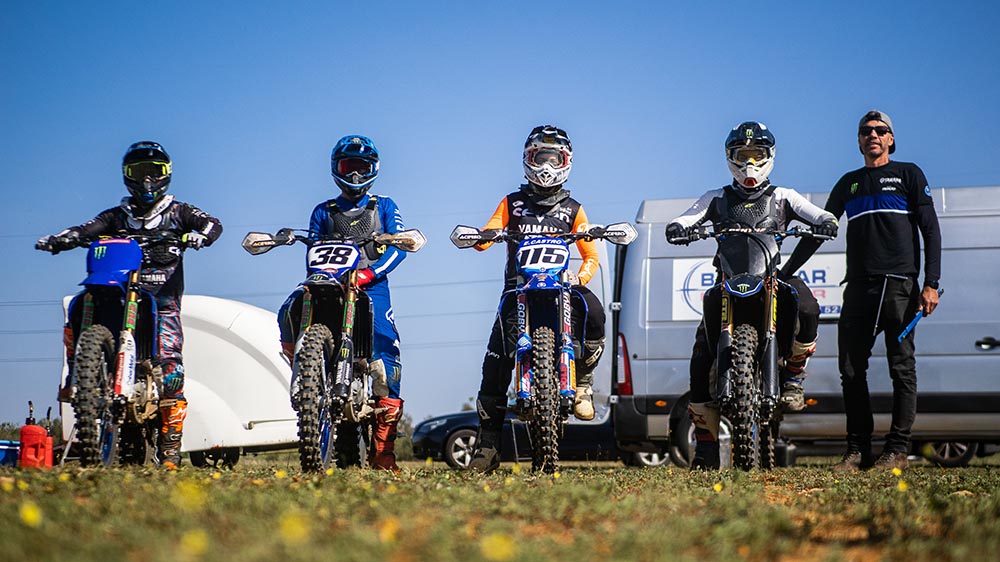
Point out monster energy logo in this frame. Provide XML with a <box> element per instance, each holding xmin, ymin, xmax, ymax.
<box><xmin>745</xmin><ymin>129</ymin><xmax>753</xmax><ymax>138</ymax></box>
<box><xmin>737</xmin><ymin>283</ymin><xmax>751</xmax><ymax>292</ymax></box>
<box><xmin>850</xmin><ymin>182</ymin><xmax>858</xmax><ymax>195</ymax></box>
<box><xmin>93</xmin><ymin>246</ymin><xmax>107</xmax><ymax>259</ymax></box>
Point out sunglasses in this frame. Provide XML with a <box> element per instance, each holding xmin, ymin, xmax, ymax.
<box><xmin>859</xmin><ymin>125</ymin><xmax>891</xmax><ymax>136</ymax></box>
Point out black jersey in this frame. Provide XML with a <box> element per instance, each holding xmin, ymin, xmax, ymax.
<box><xmin>825</xmin><ymin>161</ymin><xmax>941</xmax><ymax>285</ymax></box>
<box><xmin>65</xmin><ymin>195</ymin><xmax>223</xmax><ymax>294</ymax></box>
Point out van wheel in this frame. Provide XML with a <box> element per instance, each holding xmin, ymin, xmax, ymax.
<box><xmin>923</xmin><ymin>441</ymin><xmax>978</xmax><ymax>467</ymax></box>
<box><xmin>630</xmin><ymin>450</ymin><xmax>670</xmax><ymax>467</ymax></box>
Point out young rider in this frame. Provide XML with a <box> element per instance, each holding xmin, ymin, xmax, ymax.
<box><xmin>37</xmin><ymin>141</ymin><xmax>223</xmax><ymax>469</ymax></box>
<box><xmin>277</xmin><ymin>135</ymin><xmax>409</xmax><ymax>471</ymax></box>
<box><xmin>469</xmin><ymin>125</ymin><xmax>608</xmax><ymax>473</ymax></box>
<box><xmin>665</xmin><ymin>121</ymin><xmax>838</xmax><ymax>469</ymax></box>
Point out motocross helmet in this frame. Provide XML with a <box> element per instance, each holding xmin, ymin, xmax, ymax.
<box><xmin>523</xmin><ymin>125</ymin><xmax>573</xmax><ymax>194</ymax></box>
<box><xmin>725</xmin><ymin>122</ymin><xmax>776</xmax><ymax>194</ymax></box>
<box><xmin>331</xmin><ymin>135</ymin><xmax>379</xmax><ymax>200</ymax></box>
<box><xmin>122</xmin><ymin>141</ymin><xmax>172</xmax><ymax>207</ymax></box>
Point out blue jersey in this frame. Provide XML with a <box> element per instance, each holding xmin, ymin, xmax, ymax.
<box><xmin>308</xmin><ymin>193</ymin><xmax>407</xmax><ymax>282</ymax></box>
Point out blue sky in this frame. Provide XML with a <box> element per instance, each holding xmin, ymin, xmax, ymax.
<box><xmin>2</xmin><ymin>1</ymin><xmax>999</xmax><ymax>424</ymax></box>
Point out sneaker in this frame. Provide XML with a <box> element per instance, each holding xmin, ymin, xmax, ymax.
<box><xmin>831</xmin><ymin>450</ymin><xmax>873</xmax><ymax>472</ymax></box>
<box><xmin>780</xmin><ymin>382</ymin><xmax>806</xmax><ymax>411</ymax></box>
<box><xmin>873</xmin><ymin>451</ymin><xmax>909</xmax><ymax>470</ymax></box>
<box><xmin>573</xmin><ymin>385</ymin><xmax>595</xmax><ymax>420</ymax></box>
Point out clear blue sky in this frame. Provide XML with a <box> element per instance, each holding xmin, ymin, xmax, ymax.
<box><xmin>2</xmin><ymin>1</ymin><xmax>999</xmax><ymax>424</ymax></box>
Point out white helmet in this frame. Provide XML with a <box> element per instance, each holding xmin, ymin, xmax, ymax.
<box><xmin>523</xmin><ymin>125</ymin><xmax>573</xmax><ymax>193</ymax></box>
<box><xmin>725</xmin><ymin>121</ymin><xmax>776</xmax><ymax>193</ymax></box>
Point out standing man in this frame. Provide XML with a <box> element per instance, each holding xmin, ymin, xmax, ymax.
<box><xmin>789</xmin><ymin>110</ymin><xmax>941</xmax><ymax>471</ymax></box>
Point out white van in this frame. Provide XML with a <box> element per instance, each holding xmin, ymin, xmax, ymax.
<box><xmin>611</xmin><ymin>185</ymin><xmax>1000</xmax><ymax>467</ymax></box>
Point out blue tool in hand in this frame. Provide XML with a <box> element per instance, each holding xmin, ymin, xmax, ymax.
<box><xmin>897</xmin><ymin>288</ymin><xmax>943</xmax><ymax>342</ymax></box>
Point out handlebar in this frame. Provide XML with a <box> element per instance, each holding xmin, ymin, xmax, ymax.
<box><xmin>667</xmin><ymin>225</ymin><xmax>833</xmax><ymax>245</ymax></box>
<box><xmin>451</xmin><ymin>222</ymin><xmax>637</xmax><ymax>249</ymax></box>
<box><xmin>36</xmin><ymin>231</ymin><xmax>184</xmax><ymax>255</ymax></box>
<box><xmin>242</xmin><ymin>228</ymin><xmax>426</xmax><ymax>256</ymax></box>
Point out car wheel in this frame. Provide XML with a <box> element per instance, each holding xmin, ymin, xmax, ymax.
<box><xmin>923</xmin><ymin>441</ymin><xmax>978</xmax><ymax>468</ymax></box>
<box><xmin>188</xmin><ymin>447</ymin><xmax>240</xmax><ymax>469</ymax></box>
<box><xmin>669</xmin><ymin>412</ymin><xmax>734</xmax><ymax>469</ymax></box>
<box><xmin>444</xmin><ymin>429</ymin><xmax>478</xmax><ymax>469</ymax></box>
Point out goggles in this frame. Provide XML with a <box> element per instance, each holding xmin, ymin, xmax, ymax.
<box><xmin>528</xmin><ymin>148</ymin><xmax>569</xmax><ymax>168</ymax></box>
<box><xmin>335</xmin><ymin>157</ymin><xmax>375</xmax><ymax>177</ymax></box>
<box><xmin>728</xmin><ymin>146</ymin><xmax>771</xmax><ymax>164</ymax></box>
<box><xmin>124</xmin><ymin>161</ymin><xmax>171</xmax><ymax>180</ymax></box>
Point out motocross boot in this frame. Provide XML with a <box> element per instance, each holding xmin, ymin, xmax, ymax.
<box><xmin>470</xmin><ymin>395</ymin><xmax>505</xmax><ymax>473</ymax></box>
<box><xmin>58</xmin><ymin>324</ymin><xmax>76</xmax><ymax>402</ymax></box>
<box><xmin>688</xmin><ymin>402</ymin><xmax>721</xmax><ymax>470</ymax></box>
<box><xmin>370</xmin><ymin>397</ymin><xmax>403</xmax><ymax>471</ymax></box>
<box><xmin>573</xmin><ymin>338</ymin><xmax>604</xmax><ymax>420</ymax></box>
<box><xmin>280</xmin><ymin>341</ymin><xmax>295</xmax><ymax>365</ymax></box>
<box><xmin>158</xmin><ymin>398</ymin><xmax>188</xmax><ymax>469</ymax></box>
<box><xmin>780</xmin><ymin>340</ymin><xmax>816</xmax><ymax>412</ymax></box>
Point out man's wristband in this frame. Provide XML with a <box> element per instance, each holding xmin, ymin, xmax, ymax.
<box><xmin>925</xmin><ymin>280</ymin><xmax>940</xmax><ymax>290</ymax></box>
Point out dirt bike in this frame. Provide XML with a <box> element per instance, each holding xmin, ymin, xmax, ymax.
<box><xmin>669</xmin><ymin>225</ymin><xmax>828</xmax><ymax>470</ymax></box>
<box><xmin>242</xmin><ymin>227</ymin><xmax>425</xmax><ymax>473</ymax></box>
<box><xmin>37</xmin><ymin>232</ymin><xmax>191</xmax><ymax>467</ymax></box>
<box><xmin>450</xmin><ymin>222</ymin><xmax>637</xmax><ymax>473</ymax></box>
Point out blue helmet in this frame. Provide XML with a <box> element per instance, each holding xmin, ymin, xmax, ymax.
<box><xmin>331</xmin><ymin>135</ymin><xmax>379</xmax><ymax>199</ymax></box>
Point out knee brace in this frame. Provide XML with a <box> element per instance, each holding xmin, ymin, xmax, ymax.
<box><xmin>784</xmin><ymin>339</ymin><xmax>817</xmax><ymax>377</ymax></box>
<box><xmin>688</xmin><ymin>401</ymin><xmax>721</xmax><ymax>441</ymax></box>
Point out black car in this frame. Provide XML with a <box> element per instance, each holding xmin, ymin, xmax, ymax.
<box><xmin>411</xmin><ymin>410</ymin><xmax>669</xmax><ymax>468</ymax></box>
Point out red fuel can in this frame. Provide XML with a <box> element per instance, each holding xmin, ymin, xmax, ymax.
<box><xmin>18</xmin><ymin>425</ymin><xmax>52</xmax><ymax>469</ymax></box>
<box><xmin>18</xmin><ymin>401</ymin><xmax>53</xmax><ymax>469</ymax></box>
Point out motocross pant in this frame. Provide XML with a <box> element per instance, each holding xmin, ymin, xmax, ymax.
<box><xmin>689</xmin><ymin>275</ymin><xmax>819</xmax><ymax>405</ymax></box>
<box><xmin>279</xmin><ymin>280</ymin><xmax>402</xmax><ymax>399</ymax></box>
<box><xmin>479</xmin><ymin>284</ymin><xmax>605</xmax><ymax>400</ymax></box>
<box><xmin>838</xmin><ymin>275</ymin><xmax>920</xmax><ymax>456</ymax></box>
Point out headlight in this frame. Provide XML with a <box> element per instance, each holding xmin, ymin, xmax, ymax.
<box><xmin>418</xmin><ymin>419</ymin><xmax>449</xmax><ymax>433</ymax></box>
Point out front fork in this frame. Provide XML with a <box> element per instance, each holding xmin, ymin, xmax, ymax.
<box><xmin>514</xmin><ymin>288</ymin><xmax>577</xmax><ymax>416</ymax></box>
<box><xmin>715</xmin><ymin>280</ymin><xmax>780</xmax><ymax>414</ymax></box>
<box><xmin>297</xmin><ymin>274</ymin><xmax>359</xmax><ymax>408</ymax></box>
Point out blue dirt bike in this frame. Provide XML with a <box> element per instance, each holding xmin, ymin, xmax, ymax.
<box><xmin>242</xmin><ymin>227</ymin><xmax>425</xmax><ymax>473</ymax></box>
<box><xmin>37</xmin><ymin>232</ymin><xmax>194</xmax><ymax>467</ymax></box>
<box><xmin>450</xmin><ymin>223</ymin><xmax>636</xmax><ymax>473</ymax></box>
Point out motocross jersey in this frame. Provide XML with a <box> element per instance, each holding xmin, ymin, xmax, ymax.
<box><xmin>60</xmin><ymin>195</ymin><xmax>223</xmax><ymax>294</ymax></box>
<box><xmin>825</xmin><ymin>161</ymin><xmax>941</xmax><ymax>285</ymax></box>
<box><xmin>475</xmin><ymin>186</ymin><xmax>599</xmax><ymax>287</ymax></box>
<box><xmin>308</xmin><ymin>193</ymin><xmax>406</xmax><ymax>283</ymax></box>
<box><xmin>672</xmin><ymin>182</ymin><xmax>835</xmax><ymax>233</ymax></box>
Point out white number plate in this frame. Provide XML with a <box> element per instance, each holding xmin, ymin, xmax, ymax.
<box><xmin>307</xmin><ymin>242</ymin><xmax>361</xmax><ymax>272</ymax></box>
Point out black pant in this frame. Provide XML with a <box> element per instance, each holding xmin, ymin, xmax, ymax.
<box><xmin>689</xmin><ymin>276</ymin><xmax>819</xmax><ymax>403</ymax></box>
<box><xmin>838</xmin><ymin>275</ymin><xmax>920</xmax><ymax>453</ymax></box>
<box><xmin>479</xmin><ymin>285</ymin><xmax>605</xmax><ymax>401</ymax></box>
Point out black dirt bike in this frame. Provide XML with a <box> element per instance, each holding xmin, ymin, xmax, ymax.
<box><xmin>451</xmin><ymin>222</ymin><xmax>637</xmax><ymax>473</ymax></box>
<box><xmin>242</xmin><ymin>227</ymin><xmax>425</xmax><ymax>473</ymax></box>
<box><xmin>37</xmin><ymin>232</ymin><xmax>193</xmax><ymax>467</ymax></box>
<box><xmin>670</xmin><ymin>226</ymin><xmax>828</xmax><ymax>470</ymax></box>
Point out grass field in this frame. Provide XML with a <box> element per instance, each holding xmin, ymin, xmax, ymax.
<box><xmin>3</xmin><ymin>456</ymin><xmax>1000</xmax><ymax>562</ymax></box>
